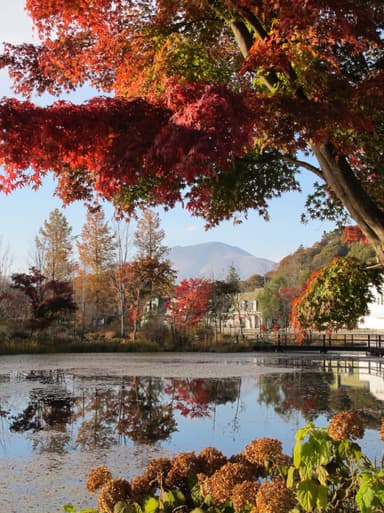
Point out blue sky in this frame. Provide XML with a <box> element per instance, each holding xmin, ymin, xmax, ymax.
<box><xmin>0</xmin><ymin>1</ymin><xmax>336</xmax><ymax>272</ymax></box>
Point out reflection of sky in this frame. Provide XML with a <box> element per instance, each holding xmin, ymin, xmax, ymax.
<box><xmin>165</xmin><ymin>378</ymin><xmax>305</xmax><ymax>457</ymax></box>
<box><xmin>0</xmin><ymin>355</ymin><xmax>383</xmax><ymax>513</ymax></box>
<box><xmin>1</xmin><ymin>362</ymin><xmax>383</xmax><ymax>461</ymax></box>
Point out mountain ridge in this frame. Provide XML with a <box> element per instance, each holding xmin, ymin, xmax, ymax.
<box><xmin>168</xmin><ymin>241</ymin><xmax>276</xmax><ymax>281</ymax></box>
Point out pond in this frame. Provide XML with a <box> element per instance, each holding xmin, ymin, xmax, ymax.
<box><xmin>0</xmin><ymin>352</ymin><xmax>383</xmax><ymax>513</ymax></box>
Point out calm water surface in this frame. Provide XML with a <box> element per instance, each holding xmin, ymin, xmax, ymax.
<box><xmin>0</xmin><ymin>352</ymin><xmax>383</xmax><ymax>513</ymax></box>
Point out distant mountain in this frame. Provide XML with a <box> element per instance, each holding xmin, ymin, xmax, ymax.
<box><xmin>169</xmin><ymin>242</ymin><xmax>276</xmax><ymax>281</ymax></box>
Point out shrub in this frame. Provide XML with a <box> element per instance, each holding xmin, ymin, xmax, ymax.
<box><xmin>68</xmin><ymin>410</ymin><xmax>383</xmax><ymax>513</ymax></box>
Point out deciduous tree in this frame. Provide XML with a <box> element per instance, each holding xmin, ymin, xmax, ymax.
<box><xmin>11</xmin><ymin>267</ymin><xmax>77</xmax><ymax>330</ymax></box>
<box><xmin>119</xmin><ymin>257</ymin><xmax>176</xmax><ymax>341</ymax></box>
<box><xmin>290</xmin><ymin>257</ymin><xmax>382</xmax><ymax>337</ymax></box>
<box><xmin>76</xmin><ymin>208</ymin><xmax>116</xmax><ymax>329</ymax></box>
<box><xmin>167</xmin><ymin>278</ymin><xmax>213</xmax><ymax>344</ymax></box>
<box><xmin>0</xmin><ymin>1</ymin><xmax>383</xmax><ymax>265</ymax></box>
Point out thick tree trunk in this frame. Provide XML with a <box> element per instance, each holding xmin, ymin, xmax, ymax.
<box><xmin>312</xmin><ymin>143</ymin><xmax>384</xmax><ymax>265</ymax></box>
<box><xmin>229</xmin><ymin>15</ymin><xmax>384</xmax><ymax>266</ymax></box>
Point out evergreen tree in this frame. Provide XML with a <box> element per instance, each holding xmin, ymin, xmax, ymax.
<box><xmin>34</xmin><ymin>208</ymin><xmax>74</xmax><ymax>281</ymax></box>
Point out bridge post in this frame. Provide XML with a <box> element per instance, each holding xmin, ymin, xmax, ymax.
<box><xmin>368</xmin><ymin>334</ymin><xmax>371</xmax><ymax>351</ymax></box>
<box><xmin>320</xmin><ymin>334</ymin><xmax>327</xmax><ymax>353</ymax></box>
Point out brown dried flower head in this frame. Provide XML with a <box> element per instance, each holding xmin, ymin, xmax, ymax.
<box><xmin>231</xmin><ymin>480</ymin><xmax>260</xmax><ymax>511</ymax></box>
<box><xmin>165</xmin><ymin>451</ymin><xmax>200</xmax><ymax>489</ymax></box>
<box><xmin>255</xmin><ymin>479</ymin><xmax>296</xmax><ymax>513</ymax></box>
<box><xmin>98</xmin><ymin>477</ymin><xmax>131</xmax><ymax>513</ymax></box>
<box><xmin>328</xmin><ymin>410</ymin><xmax>365</xmax><ymax>441</ymax></box>
<box><xmin>243</xmin><ymin>438</ymin><xmax>284</xmax><ymax>466</ymax></box>
<box><xmin>199</xmin><ymin>462</ymin><xmax>255</xmax><ymax>504</ymax></box>
<box><xmin>130</xmin><ymin>474</ymin><xmax>154</xmax><ymax>502</ymax></box>
<box><xmin>144</xmin><ymin>457</ymin><xmax>172</xmax><ymax>484</ymax></box>
<box><xmin>86</xmin><ymin>465</ymin><xmax>113</xmax><ymax>493</ymax></box>
<box><xmin>198</xmin><ymin>446</ymin><xmax>228</xmax><ymax>475</ymax></box>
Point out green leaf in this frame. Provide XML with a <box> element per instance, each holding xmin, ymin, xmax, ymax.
<box><xmin>296</xmin><ymin>480</ymin><xmax>328</xmax><ymax>512</ymax></box>
<box><xmin>114</xmin><ymin>502</ymin><xmax>134</xmax><ymax>513</ymax></box>
<box><xmin>356</xmin><ymin>486</ymin><xmax>376</xmax><ymax>513</ymax></box>
<box><xmin>190</xmin><ymin>508</ymin><xmax>205</xmax><ymax>513</ymax></box>
<box><xmin>62</xmin><ymin>506</ymin><xmax>97</xmax><ymax>513</ymax></box>
<box><xmin>173</xmin><ymin>490</ymin><xmax>186</xmax><ymax>504</ymax></box>
<box><xmin>287</xmin><ymin>466</ymin><xmax>296</xmax><ymax>488</ymax></box>
<box><xmin>316</xmin><ymin>465</ymin><xmax>329</xmax><ymax>486</ymax></box>
<box><xmin>191</xmin><ymin>482</ymin><xmax>203</xmax><ymax>505</ymax></box>
<box><xmin>144</xmin><ymin>497</ymin><xmax>159</xmax><ymax>513</ymax></box>
<box><xmin>62</xmin><ymin>506</ymin><xmax>75</xmax><ymax>513</ymax></box>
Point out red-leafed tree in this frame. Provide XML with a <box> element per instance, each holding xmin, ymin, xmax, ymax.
<box><xmin>11</xmin><ymin>267</ymin><xmax>77</xmax><ymax>329</ymax></box>
<box><xmin>0</xmin><ymin>2</ymin><xmax>384</xmax><ymax>264</ymax></box>
<box><xmin>343</xmin><ymin>225</ymin><xmax>369</xmax><ymax>245</ymax></box>
<box><xmin>166</xmin><ymin>278</ymin><xmax>213</xmax><ymax>345</ymax></box>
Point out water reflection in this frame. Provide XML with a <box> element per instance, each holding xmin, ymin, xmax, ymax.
<box><xmin>1</xmin><ymin>356</ymin><xmax>384</xmax><ymax>459</ymax></box>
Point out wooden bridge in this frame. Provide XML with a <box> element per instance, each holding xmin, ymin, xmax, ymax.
<box><xmin>250</xmin><ymin>332</ymin><xmax>384</xmax><ymax>356</ymax></box>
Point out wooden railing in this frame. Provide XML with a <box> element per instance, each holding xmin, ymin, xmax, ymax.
<box><xmin>247</xmin><ymin>331</ymin><xmax>384</xmax><ymax>355</ymax></box>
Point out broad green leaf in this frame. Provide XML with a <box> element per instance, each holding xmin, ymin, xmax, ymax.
<box><xmin>144</xmin><ymin>497</ymin><xmax>159</xmax><ymax>513</ymax></box>
<box><xmin>316</xmin><ymin>465</ymin><xmax>329</xmax><ymax>486</ymax></box>
<box><xmin>296</xmin><ymin>480</ymin><xmax>327</xmax><ymax>512</ymax></box>
<box><xmin>356</xmin><ymin>486</ymin><xmax>376</xmax><ymax>513</ymax></box>
<box><xmin>287</xmin><ymin>466</ymin><xmax>296</xmax><ymax>488</ymax></box>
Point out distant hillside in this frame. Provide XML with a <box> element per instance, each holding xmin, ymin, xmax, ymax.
<box><xmin>169</xmin><ymin>242</ymin><xmax>276</xmax><ymax>281</ymax></box>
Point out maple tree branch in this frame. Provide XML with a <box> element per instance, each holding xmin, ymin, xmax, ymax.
<box><xmin>281</xmin><ymin>155</ymin><xmax>324</xmax><ymax>179</ymax></box>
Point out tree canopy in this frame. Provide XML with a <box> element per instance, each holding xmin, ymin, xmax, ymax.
<box><xmin>0</xmin><ymin>1</ymin><xmax>384</xmax><ymax>260</ymax></box>
<box><xmin>290</xmin><ymin>256</ymin><xmax>382</xmax><ymax>335</ymax></box>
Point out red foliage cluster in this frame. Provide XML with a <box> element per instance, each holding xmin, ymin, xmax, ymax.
<box><xmin>166</xmin><ymin>278</ymin><xmax>213</xmax><ymax>329</ymax></box>
<box><xmin>343</xmin><ymin>225</ymin><xmax>369</xmax><ymax>245</ymax></box>
<box><xmin>0</xmin><ymin>0</ymin><xmax>383</xmax><ymax>235</ymax></box>
<box><xmin>0</xmin><ymin>84</ymin><xmax>253</xmax><ymax>212</ymax></box>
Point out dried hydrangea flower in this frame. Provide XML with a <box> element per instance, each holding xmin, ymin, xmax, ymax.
<box><xmin>328</xmin><ymin>410</ymin><xmax>365</xmax><ymax>441</ymax></box>
<box><xmin>254</xmin><ymin>479</ymin><xmax>296</xmax><ymax>513</ymax></box>
<box><xmin>86</xmin><ymin>465</ymin><xmax>112</xmax><ymax>493</ymax></box>
<box><xmin>199</xmin><ymin>462</ymin><xmax>255</xmax><ymax>504</ymax></box>
<box><xmin>243</xmin><ymin>438</ymin><xmax>284</xmax><ymax>466</ymax></box>
<box><xmin>165</xmin><ymin>451</ymin><xmax>200</xmax><ymax>490</ymax></box>
<box><xmin>130</xmin><ymin>474</ymin><xmax>154</xmax><ymax>502</ymax></box>
<box><xmin>198</xmin><ymin>446</ymin><xmax>228</xmax><ymax>475</ymax></box>
<box><xmin>98</xmin><ymin>478</ymin><xmax>131</xmax><ymax>513</ymax></box>
<box><xmin>231</xmin><ymin>480</ymin><xmax>260</xmax><ymax>511</ymax></box>
<box><xmin>144</xmin><ymin>457</ymin><xmax>172</xmax><ymax>482</ymax></box>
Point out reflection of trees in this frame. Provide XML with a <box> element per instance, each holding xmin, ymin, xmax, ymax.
<box><xmin>258</xmin><ymin>371</ymin><xmax>334</xmax><ymax>421</ymax></box>
<box><xmin>164</xmin><ymin>378</ymin><xmax>241</xmax><ymax>418</ymax></box>
<box><xmin>5</xmin><ymin>374</ymin><xmax>244</xmax><ymax>452</ymax></box>
<box><xmin>9</xmin><ymin>386</ymin><xmax>74</xmax><ymax>453</ymax></box>
<box><xmin>75</xmin><ymin>387</ymin><xmax>119</xmax><ymax>449</ymax></box>
<box><xmin>116</xmin><ymin>377</ymin><xmax>177</xmax><ymax>444</ymax></box>
<box><xmin>328</xmin><ymin>384</ymin><xmax>384</xmax><ymax>429</ymax></box>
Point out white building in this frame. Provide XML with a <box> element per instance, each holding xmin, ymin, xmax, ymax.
<box><xmin>358</xmin><ymin>286</ymin><xmax>384</xmax><ymax>330</ymax></box>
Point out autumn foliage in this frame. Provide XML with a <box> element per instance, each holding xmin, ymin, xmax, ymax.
<box><xmin>343</xmin><ymin>225</ymin><xmax>369</xmax><ymax>245</ymax></box>
<box><xmin>166</xmin><ymin>278</ymin><xmax>213</xmax><ymax>330</ymax></box>
<box><xmin>0</xmin><ymin>0</ymin><xmax>383</xmax><ymax>253</ymax></box>
<box><xmin>290</xmin><ymin>256</ymin><xmax>382</xmax><ymax>337</ymax></box>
